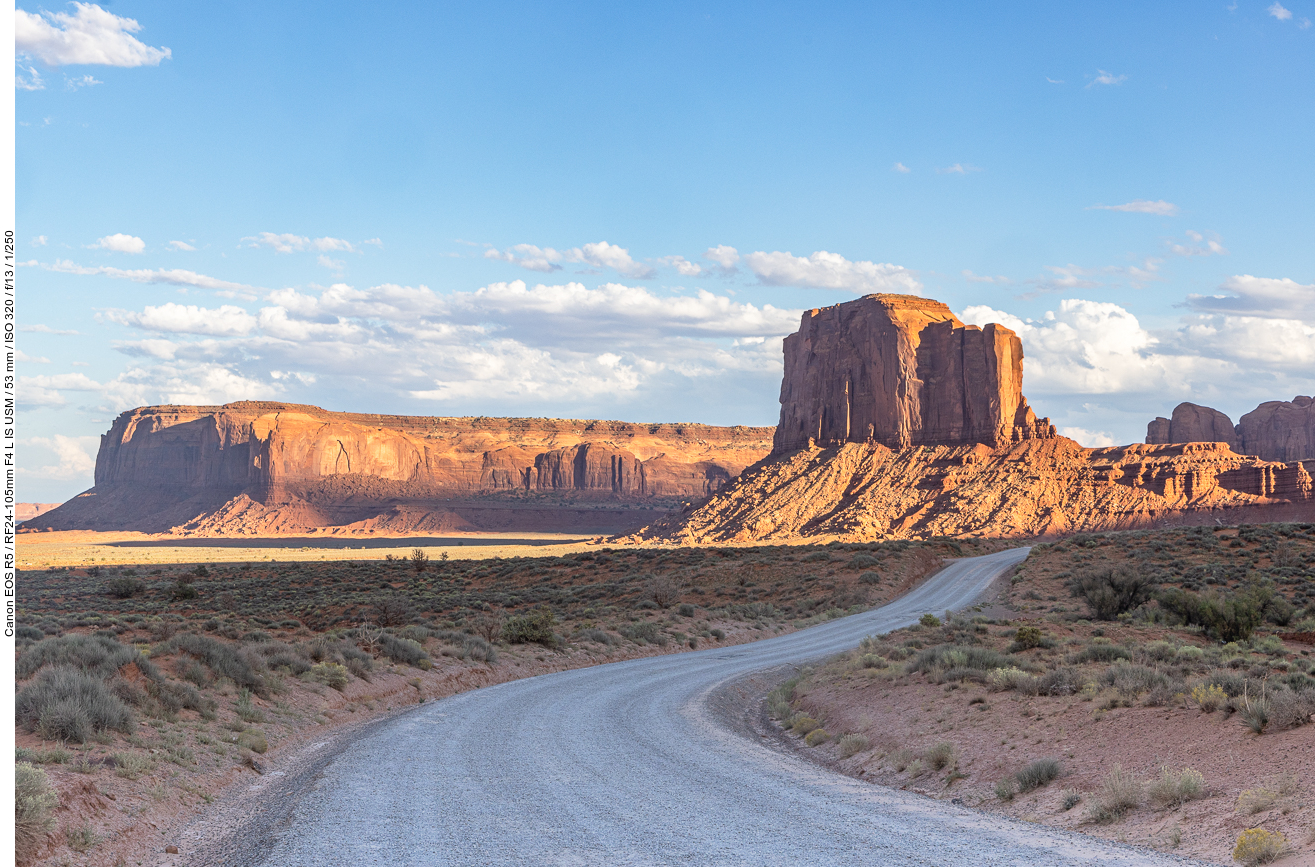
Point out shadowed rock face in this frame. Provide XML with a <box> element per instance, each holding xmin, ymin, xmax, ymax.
<box><xmin>772</xmin><ymin>294</ymin><xmax>1054</xmax><ymax>454</ymax></box>
<box><xmin>34</xmin><ymin>403</ymin><xmax>775</xmax><ymax>534</ymax></box>
<box><xmin>1146</xmin><ymin>397</ymin><xmax>1315</xmax><ymax>462</ymax></box>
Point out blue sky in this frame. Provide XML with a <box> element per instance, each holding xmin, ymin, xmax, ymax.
<box><xmin>15</xmin><ymin>1</ymin><xmax>1315</xmax><ymax>502</ymax></box>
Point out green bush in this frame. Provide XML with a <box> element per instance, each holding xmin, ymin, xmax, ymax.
<box><xmin>105</xmin><ymin>576</ymin><xmax>145</xmax><ymax>598</ymax></box>
<box><xmin>16</xmin><ymin>666</ymin><xmax>134</xmax><ymax>742</ymax></box>
<box><xmin>804</xmin><ymin>728</ymin><xmax>830</xmax><ymax>746</ymax></box>
<box><xmin>502</xmin><ymin>609</ymin><xmax>557</xmax><ymax>646</ymax></box>
<box><xmin>1069</xmin><ymin>567</ymin><xmax>1157</xmax><ymax>620</ymax></box>
<box><xmin>15</xmin><ymin>762</ymin><xmax>58</xmax><ymax>863</ymax></box>
<box><xmin>17</xmin><ymin>633</ymin><xmax>150</xmax><ymax>680</ymax></box>
<box><xmin>1013</xmin><ymin>626</ymin><xmax>1043</xmax><ymax>650</ymax></box>
<box><xmin>920</xmin><ymin>613</ymin><xmax>941</xmax><ymax>628</ymax></box>
<box><xmin>310</xmin><ymin>662</ymin><xmax>350</xmax><ymax>690</ymax></box>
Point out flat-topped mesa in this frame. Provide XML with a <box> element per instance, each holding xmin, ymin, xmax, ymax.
<box><xmin>772</xmin><ymin>294</ymin><xmax>1054</xmax><ymax>454</ymax></box>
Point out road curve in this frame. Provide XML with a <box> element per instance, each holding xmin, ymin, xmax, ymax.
<box><xmin>237</xmin><ymin>547</ymin><xmax>1199</xmax><ymax>866</ymax></box>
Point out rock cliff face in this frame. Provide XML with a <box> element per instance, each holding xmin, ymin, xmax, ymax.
<box><xmin>35</xmin><ymin>403</ymin><xmax>775</xmax><ymax>535</ymax></box>
<box><xmin>772</xmin><ymin>294</ymin><xmax>1053</xmax><ymax>454</ymax></box>
<box><xmin>1146</xmin><ymin>396</ymin><xmax>1315</xmax><ymax>462</ymax></box>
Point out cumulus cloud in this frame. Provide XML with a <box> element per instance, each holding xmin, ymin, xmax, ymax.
<box><xmin>48</xmin><ymin>259</ymin><xmax>260</xmax><ymax>296</ymax></box>
<box><xmin>743</xmin><ymin>250</ymin><xmax>921</xmax><ymax>294</ymax></box>
<box><xmin>244</xmin><ymin>233</ymin><xmax>357</xmax><ymax>254</ymax></box>
<box><xmin>484</xmin><ymin>241</ymin><xmax>656</xmax><ymax>279</ymax></box>
<box><xmin>167</xmin><ymin>240</ymin><xmax>196</xmax><ymax>251</ymax></box>
<box><xmin>937</xmin><ymin>163</ymin><xmax>980</xmax><ymax>175</ymax></box>
<box><xmin>1088</xmin><ymin>70</ymin><xmax>1128</xmax><ymax>87</ymax></box>
<box><xmin>702</xmin><ymin>245</ymin><xmax>741</xmax><ymax>276</ymax></box>
<box><xmin>21</xmin><ymin>363</ymin><xmax>279</xmax><ymax>413</ymax></box>
<box><xmin>1268</xmin><ymin>1</ymin><xmax>1293</xmax><ymax>19</ymax></box>
<box><xmin>1089</xmin><ymin>200</ymin><xmax>1179</xmax><ymax>216</ymax></box>
<box><xmin>657</xmin><ymin>255</ymin><xmax>702</xmax><ymax>277</ymax></box>
<box><xmin>21</xmin><ymin>323</ymin><xmax>79</xmax><ymax>335</ymax></box>
<box><xmin>88</xmin><ymin>233</ymin><xmax>144</xmax><ymax>253</ymax></box>
<box><xmin>103</xmin><ymin>302</ymin><xmax>258</xmax><ymax>337</ymax></box>
<box><xmin>892</xmin><ymin>162</ymin><xmax>911</xmax><ymax>173</ymax></box>
<box><xmin>22</xmin><ymin>435</ymin><xmax>99</xmax><ymax>480</ymax></box>
<box><xmin>65</xmin><ymin>73</ymin><xmax>101</xmax><ymax>89</ymax></box>
<box><xmin>1058</xmin><ymin>427</ymin><xmax>1116</xmax><ymax>448</ymax></box>
<box><xmin>16</xmin><ymin>3</ymin><xmax>171</xmax><ymax>67</ymax></box>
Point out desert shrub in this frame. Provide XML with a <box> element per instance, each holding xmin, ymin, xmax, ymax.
<box><xmin>1176</xmin><ymin>645</ymin><xmax>1205</xmax><ymax>662</ymax></box>
<box><xmin>767</xmin><ymin>676</ymin><xmax>799</xmax><ymax>721</ymax></box>
<box><xmin>310</xmin><ymin>662</ymin><xmax>349</xmax><ymax>690</ymax></box>
<box><xmin>409</xmin><ymin>548</ymin><xmax>429</xmax><ymax>573</ymax></box>
<box><xmin>1015</xmin><ymin>758</ymin><xmax>1061</xmax><ymax>792</ymax></box>
<box><xmin>1147</xmin><ymin>767</ymin><xmax>1205</xmax><ymax>808</ymax></box>
<box><xmin>837</xmin><ymin>733</ymin><xmax>870</xmax><ymax>758</ymax></box>
<box><xmin>576</xmin><ymin>627</ymin><xmax>616</xmax><ymax>646</ymax></box>
<box><xmin>1061</xmin><ymin>789</ymin><xmax>1082</xmax><ymax>811</ymax></box>
<box><xmin>920</xmin><ymin>613</ymin><xmax>942</xmax><ymax>628</ymax></box>
<box><xmin>1159</xmin><ymin>585</ymin><xmax>1274</xmax><ymax>642</ymax></box>
<box><xmin>1191</xmin><ymin>684</ymin><xmax>1227</xmax><ymax>712</ymax></box>
<box><xmin>925</xmin><ymin>742</ymin><xmax>957</xmax><ymax>772</ymax></box>
<box><xmin>1069</xmin><ymin>567</ymin><xmax>1157</xmax><ymax>620</ymax></box>
<box><xmin>859</xmin><ymin>653</ymin><xmax>886</xmax><ymax>669</ymax></box>
<box><xmin>432</xmin><ymin>630</ymin><xmax>499</xmax><ymax>663</ymax></box>
<box><xmin>987</xmin><ymin>666</ymin><xmax>1034</xmax><ymax>692</ymax></box>
<box><xmin>1268</xmin><ymin>687</ymin><xmax>1315</xmax><ymax>729</ymax></box>
<box><xmin>1032</xmin><ymin>667</ymin><xmax>1087</xmax><ymax>697</ymax></box>
<box><xmin>377</xmin><ymin>634</ymin><xmax>431</xmax><ymax>667</ymax></box>
<box><xmin>791</xmin><ymin>716</ymin><xmax>820</xmax><ymax>735</ymax></box>
<box><xmin>858</xmin><ymin>571</ymin><xmax>881</xmax><ymax>585</ymax></box>
<box><xmin>149</xmin><ymin>679</ymin><xmax>210</xmax><ymax>715</ymax></box>
<box><xmin>105</xmin><ymin>576</ymin><xmax>145</xmax><ymax>598</ymax></box>
<box><xmin>502</xmin><ymin>609</ymin><xmax>557</xmax><ymax>646</ymax></box>
<box><xmin>905</xmin><ymin>758</ymin><xmax>926</xmax><ymax>777</ymax></box>
<box><xmin>17</xmin><ymin>633</ymin><xmax>149</xmax><ymax>680</ymax></box>
<box><xmin>171</xmin><ymin>579</ymin><xmax>198</xmax><ymax>601</ymax></box>
<box><xmin>1101</xmin><ymin>663</ymin><xmax>1170</xmax><ymax>697</ymax></box>
<box><xmin>804</xmin><ymin>728</ymin><xmax>830</xmax><ymax>746</ymax></box>
<box><xmin>1087</xmin><ymin>764</ymin><xmax>1142</xmax><ymax>823</ymax></box>
<box><xmin>1234</xmin><ymin>828</ymin><xmax>1288</xmax><ymax>866</ymax></box>
<box><xmin>346</xmin><ymin>658</ymin><xmax>372</xmax><ymax>682</ymax></box>
<box><xmin>1238</xmin><ymin>692</ymin><xmax>1271</xmax><ymax>734</ymax></box>
<box><xmin>620</xmin><ymin>621</ymin><xmax>663</xmax><ymax>645</ymax></box>
<box><xmin>238</xmin><ymin>730</ymin><xmax>268</xmax><ymax>754</ymax></box>
<box><xmin>803</xmin><ymin>551</ymin><xmax>830</xmax><ymax>562</ymax></box>
<box><xmin>1012</xmin><ymin>626</ymin><xmax>1043</xmax><ymax>650</ymax></box>
<box><xmin>17</xmin><ymin>667</ymin><xmax>134</xmax><ymax>742</ymax></box>
<box><xmin>911</xmin><ymin>644</ymin><xmax>1012</xmax><ymax>676</ymax></box>
<box><xmin>1237</xmin><ymin>788</ymin><xmax>1279</xmax><ymax>815</ymax></box>
<box><xmin>1069</xmin><ymin>642</ymin><xmax>1131</xmax><ymax>664</ymax></box>
<box><xmin>995</xmin><ymin>777</ymin><xmax>1017</xmax><ymax>801</ymax></box>
<box><xmin>675</xmin><ymin>603</ymin><xmax>696</xmax><ymax>617</ymax></box>
<box><xmin>15</xmin><ymin>762</ymin><xmax>58</xmax><ymax>863</ymax></box>
<box><xmin>66</xmin><ymin>822</ymin><xmax>99</xmax><ymax>852</ymax></box>
<box><xmin>112</xmin><ymin>752</ymin><xmax>155</xmax><ymax>779</ymax></box>
<box><xmin>372</xmin><ymin>595</ymin><xmax>415</xmax><ymax>627</ymax></box>
<box><xmin>161</xmin><ymin>633</ymin><xmax>264</xmax><ymax>692</ymax></box>
<box><xmin>851</xmin><ymin>553</ymin><xmax>880</xmax><ymax>569</ymax></box>
<box><xmin>644</xmin><ymin>576</ymin><xmax>681</xmax><ymax>608</ymax></box>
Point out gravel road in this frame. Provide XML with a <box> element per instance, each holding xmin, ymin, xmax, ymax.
<box><xmin>205</xmin><ymin>547</ymin><xmax>1206</xmax><ymax>866</ymax></box>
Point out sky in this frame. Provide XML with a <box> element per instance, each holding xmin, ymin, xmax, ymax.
<box><xmin>14</xmin><ymin>1</ymin><xmax>1315</xmax><ymax>502</ymax></box>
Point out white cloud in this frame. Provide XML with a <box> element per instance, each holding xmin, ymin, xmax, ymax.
<box><xmin>485</xmin><ymin>240</ymin><xmax>656</xmax><ymax>279</ymax></box>
<box><xmin>31</xmin><ymin>235</ymin><xmax>47</xmax><ymax>246</ymax></box>
<box><xmin>167</xmin><ymin>240</ymin><xmax>196</xmax><ymax>251</ymax></box>
<box><xmin>1301</xmin><ymin>17</ymin><xmax>1312</xmax><ymax>28</ymax></box>
<box><xmin>1184</xmin><ymin>274</ymin><xmax>1315</xmax><ymax>320</ymax></box>
<box><xmin>88</xmin><ymin>232</ymin><xmax>145</xmax><ymax>253</ymax></box>
<box><xmin>363</xmin><ymin>238</ymin><xmax>383</xmax><ymax>247</ymax></box>
<box><xmin>1058</xmin><ymin>427</ymin><xmax>1116</xmax><ymax>448</ymax></box>
<box><xmin>20</xmin><ymin>323</ymin><xmax>79</xmax><ymax>335</ymax></box>
<box><xmin>16</xmin><ymin>3</ymin><xmax>171</xmax><ymax>67</ymax></box>
<box><xmin>702</xmin><ymin>245</ymin><xmax>741</xmax><ymax>276</ymax></box>
<box><xmin>892</xmin><ymin>162</ymin><xmax>911</xmax><ymax>173</ymax></box>
<box><xmin>1268</xmin><ymin>1</ymin><xmax>1293</xmax><ymax>19</ymax></box>
<box><xmin>1169</xmin><ymin>230</ymin><xmax>1227</xmax><ymax>257</ymax></box>
<box><xmin>1046</xmin><ymin>77</ymin><xmax>1064</xmax><ymax>84</ymax></box>
<box><xmin>937</xmin><ymin>163</ymin><xmax>980</xmax><ymax>175</ymax></box>
<box><xmin>23</xmin><ymin>435</ymin><xmax>99</xmax><ymax>480</ymax></box>
<box><xmin>1088</xmin><ymin>70</ymin><xmax>1128</xmax><ymax>87</ymax></box>
<box><xmin>48</xmin><ymin>259</ymin><xmax>260</xmax><ymax>296</ymax></box>
<box><xmin>743</xmin><ymin>250</ymin><xmax>921</xmax><ymax>294</ymax></box>
<box><xmin>657</xmin><ymin>255</ymin><xmax>702</xmax><ymax>276</ymax></box>
<box><xmin>1089</xmin><ymin>200</ymin><xmax>1179</xmax><ymax>216</ymax></box>
<box><xmin>104</xmin><ymin>302</ymin><xmax>258</xmax><ymax>337</ymax></box>
<box><xmin>65</xmin><ymin>73</ymin><xmax>101</xmax><ymax>89</ymax></box>
<box><xmin>244</xmin><ymin>233</ymin><xmax>357</xmax><ymax>254</ymax></box>
<box><xmin>16</xmin><ymin>66</ymin><xmax>45</xmax><ymax>90</ymax></box>
<box><xmin>317</xmin><ymin>254</ymin><xmax>346</xmax><ymax>272</ymax></box>
<box><xmin>16</xmin><ymin>349</ymin><xmax>51</xmax><ymax>363</ymax></box>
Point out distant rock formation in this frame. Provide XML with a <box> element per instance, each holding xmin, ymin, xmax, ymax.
<box><xmin>16</xmin><ymin>503</ymin><xmax>61</xmax><ymax>523</ymax></box>
<box><xmin>1146</xmin><ymin>403</ymin><xmax>1239</xmax><ymax>450</ymax></box>
<box><xmin>772</xmin><ymin>294</ymin><xmax>1053</xmax><ymax>454</ymax></box>
<box><xmin>1146</xmin><ymin>396</ymin><xmax>1315</xmax><ymax>462</ymax></box>
<box><xmin>32</xmin><ymin>402</ymin><xmax>775</xmax><ymax>535</ymax></box>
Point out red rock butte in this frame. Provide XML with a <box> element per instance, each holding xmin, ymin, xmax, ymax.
<box><xmin>773</xmin><ymin>294</ymin><xmax>1053</xmax><ymax>454</ymax></box>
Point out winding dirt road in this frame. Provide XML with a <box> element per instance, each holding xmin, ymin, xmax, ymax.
<box><xmin>194</xmin><ymin>547</ymin><xmax>1206</xmax><ymax>866</ymax></box>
